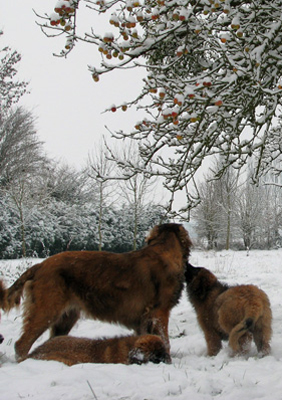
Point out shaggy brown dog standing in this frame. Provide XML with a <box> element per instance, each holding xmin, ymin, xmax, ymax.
<box><xmin>25</xmin><ymin>334</ymin><xmax>170</xmax><ymax>366</ymax></box>
<box><xmin>0</xmin><ymin>223</ymin><xmax>192</xmax><ymax>360</ymax></box>
<box><xmin>185</xmin><ymin>263</ymin><xmax>272</xmax><ymax>357</ymax></box>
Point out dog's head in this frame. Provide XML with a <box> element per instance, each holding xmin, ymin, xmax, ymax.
<box><xmin>128</xmin><ymin>335</ymin><xmax>171</xmax><ymax>365</ymax></box>
<box><xmin>146</xmin><ymin>223</ymin><xmax>193</xmax><ymax>259</ymax></box>
<box><xmin>185</xmin><ymin>263</ymin><xmax>218</xmax><ymax>301</ymax></box>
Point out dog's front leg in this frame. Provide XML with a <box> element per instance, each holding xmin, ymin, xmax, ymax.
<box><xmin>149</xmin><ymin>309</ymin><xmax>171</xmax><ymax>353</ymax></box>
<box><xmin>205</xmin><ymin>331</ymin><xmax>222</xmax><ymax>356</ymax></box>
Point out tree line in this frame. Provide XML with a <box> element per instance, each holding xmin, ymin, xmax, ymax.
<box><xmin>192</xmin><ymin>160</ymin><xmax>282</xmax><ymax>251</ymax></box>
<box><xmin>0</xmin><ymin>36</ymin><xmax>168</xmax><ymax>259</ymax></box>
<box><xmin>0</xmin><ymin>107</ymin><xmax>168</xmax><ymax>259</ymax></box>
<box><xmin>0</xmin><ymin>107</ymin><xmax>166</xmax><ymax>258</ymax></box>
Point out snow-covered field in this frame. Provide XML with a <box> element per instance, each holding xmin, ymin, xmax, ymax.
<box><xmin>0</xmin><ymin>249</ymin><xmax>281</xmax><ymax>400</ymax></box>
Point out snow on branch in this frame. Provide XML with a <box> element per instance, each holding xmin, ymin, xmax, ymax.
<box><xmin>36</xmin><ymin>0</ymin><xmax>282</xmax><ymax>212</ymax></box>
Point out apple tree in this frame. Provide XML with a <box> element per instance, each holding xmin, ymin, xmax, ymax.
<box><xmin>40</xmin><ymin>0</ymin><xmax>282</xmax><ymax>212</ymax></box>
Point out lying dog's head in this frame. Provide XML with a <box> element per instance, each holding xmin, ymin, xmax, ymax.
<box><xmin>128</xmin><ymin>335</ymin><xmax>171</xmax><ymax>365</ymax></box>
<box><xmin>185</xmin><ymin>263</ymin><xmax>219</xmax><ymax>301</ymax></box>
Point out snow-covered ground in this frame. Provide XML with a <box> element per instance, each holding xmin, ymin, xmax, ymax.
<box><xmin>0</xmin><ymin>249</ymin><xmax>281</xmax><ymax>400</ymax></box>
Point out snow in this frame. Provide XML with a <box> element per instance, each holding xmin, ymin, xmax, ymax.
<box><xmin>0</xmin><ymin>249</ymin><xmax>282</xmax><ymax>399</ymax></box>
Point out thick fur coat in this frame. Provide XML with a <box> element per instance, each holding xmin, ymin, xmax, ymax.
<box><xmin>25</xmin><ymin>334</ymin><xmax>170</xmax><ymax>366</ymax></box>
<box><xmin>185</xmin><ymin>263</ymin><xmax>272</xmax><ymax>357</ymax></box>
<box><xmin>0</xmin><ymin>223</ymin><xmax>192</xmax><ymax>360</ymax></box>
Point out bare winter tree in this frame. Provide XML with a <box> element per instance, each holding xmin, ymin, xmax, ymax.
<box><xmin>35</xmin><ymin>1</ymin><xmax>282</xmax><ymax>212</ymax></box>
<box><xmin>215</xmin><ymin>163</ymin><xmax>240</xmax><ymax>250</ymax></box>
<box><xmin>193</xmin><ymin>160</ymin><xmax>240</xmax><ymax>249</ymax></box>
<box><xmin>0</xmin><ymin>107</ymin><xmax>49</xmax><ymax>256</ymax></box>
<box><xmin>87</xmin><ymin>141</ymin><xmax>117</xmax><ymax>251</ymax></box>
<box><xmin>116</xmin><ymin>142</ymin><xmax>160</xmax><ymax>250</ymax></box>
<box><xmin>0</xmin><ymin>107</ymin><xmax>44</xmax><ymax>187</ymax></box>
<box><xmin>192</xmin><ymin>176</ymin><xmax>221</xmax><ymax>250</ymax></box>
<box><xmin>0</xmin><ymin>34</ymin><xmax>28</xmax><ymax>115</ymax></box>
<box><xmin>234</xmin><ymin>177</ymin><xmax>262</xmax><ymax>250</ymax></box>
<box><xmin>258</xmin><ymin>185</ymin><xmax>282</xmax><ymax>250</ymax></box>
<box><xmin>46</xmin><ymin>162</ymin><xmax>89</xmax><ymax>204</ymax></box>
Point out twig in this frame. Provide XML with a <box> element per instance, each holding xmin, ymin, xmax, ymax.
<box><xmin>87</xmin><ymin>380</ymin><xmax>99</xmax><ymax>400</ymax></box>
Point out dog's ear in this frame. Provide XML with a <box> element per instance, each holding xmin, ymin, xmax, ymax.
<box><xmin>185</xmin><ymin>263</ymin><xmax>200</xmax><ymax>283</ymax></box>
<box><xmin>177</xmin><ymin>226</ymin><xmax>193</xmax><ymax>257</ymax></box>
<box><xmin>145</xmin><ymin>226</ymin><xmax>159</xmax><ymax>245</ymax></box>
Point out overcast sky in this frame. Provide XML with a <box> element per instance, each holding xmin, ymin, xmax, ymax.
<box><xmin>1</xmin><ymin>0</ymin><xmax>144</xmax><ymax>168</ymax></box>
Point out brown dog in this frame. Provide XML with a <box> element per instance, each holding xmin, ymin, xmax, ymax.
<box><xmin>25</xmin><ymin>334</ymin><xmax>170</xmax><ymax>366</ymax></box>
<box><xmin>185</xmin><ymin>263</ymin><xmax>272</xmax><ymax>357</ymax></box>
<box><xmin>0</xmin><ymin>223</ymin><xmax>192</xmax><ymax>360</ymax></box>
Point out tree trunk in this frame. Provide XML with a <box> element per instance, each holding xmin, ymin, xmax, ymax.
<box><xmin>19</xmin><ymin>207</ymin><xmax>26</xmax><ymax>257</ymax></box>
<box><xmin>98</xmin><ymin>183</ymin><xmax>103</xmax><ymax>251</ymax></box>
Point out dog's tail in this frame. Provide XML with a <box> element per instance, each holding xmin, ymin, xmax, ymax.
<box><xmin>229</xmin><ymin>293</ymin><xmax>272</xmax><ymax>356</ymax></box>
<box><xmin>228</xmin><ymin>317</ymin><xmax>255</xmax><ymax>353</ymax></box>
<box><xmin>0</xmin><ymin>263</ymin><xmax>42</xmax><ymax>312</ymax></box>
<box><xmin>237</xmin><ymin>317</ymin><xmax>254</xmax><ymax>333</ymax></box>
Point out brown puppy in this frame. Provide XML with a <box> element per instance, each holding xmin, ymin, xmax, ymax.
<box><xmin>25</xmin><ymin>334</ymin><xmax>170</xmax><ymax>366</ymax></box>
<box><xmin>0</xmin><ymin>223</ymin><xmax>192</xmax><ymax>360</ymax></box>
<box><xmin>185</xmin><ymin>263</ymin><xmax>272</xmax><ymax>357</ymax></box>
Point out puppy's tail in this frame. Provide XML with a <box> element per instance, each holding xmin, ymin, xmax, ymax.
<box><xmin>237</xmin><ymin>317</ymin><xmax>254</xmax><ymax>332</ymax></box>
<box><xmin>229</xmin><ymin>317</ymin><xmax>255</xmax><ymax>353</ymax></box>
<box><xmin>1</xmin><ymin>263</ymin><xmax>42</xmax><ymax>312</ymax></box>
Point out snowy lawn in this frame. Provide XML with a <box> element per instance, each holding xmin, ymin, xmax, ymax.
<box><xmin>0</xmin><ymin>250</ymin><xmax>281</xmax><ymax>400</ymax></box>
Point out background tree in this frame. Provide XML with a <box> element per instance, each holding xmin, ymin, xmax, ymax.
<box><xmin>192</xmin><ymin>176</ymin><xmax>221</xmax><ymax>250</ymax></box>
<box><xmin>116</xmin><ymin>142</ymin><xmax>160</xmax><ymax>250</ymax></box>
<box><xmin>87</xmin><ymin>141</ymin><xmax>118</xmax><ymax>251</ymax></box>
<box><xmin>0</xmin><ymin>107</ymin><xmax>49</xmax><ymax>257</ymax></box>
<box><xmin>234</xmin><ymin>180</ymin><xmax>262</xmax><ymax>250</ymax></box>
<box><xmin>46</xmin><ymin>162</ymin><xmax>89</xmax><ymax>205</ymax></box>
<box><xmin>39</xmin><ymin>0</ymin><xmax>282</xmax><ymax>212</ymax></box>
<box><xmin>0</xmin><ymin>33</ymin><xmax>28</xmax><ymax>115</ymax></box>
<box><xmin>215</xmin><ymin>163</ymin><xmax>240</xmax><ymax>250</ymax></box>
<box><xmin>193</xmin><ymin>161</ymin><xmax>282</xmax><ymax>250</ymax></box>
<box><xmin>0</xmin><ymin>107</ymin><xmax>44</xmax><ymax>185</ymax></box>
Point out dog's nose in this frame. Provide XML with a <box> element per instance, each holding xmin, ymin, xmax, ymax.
<box><xmin>0</xmin><ymin>334</ymin><xmax>4</xmax><ymax>344</ymax></box>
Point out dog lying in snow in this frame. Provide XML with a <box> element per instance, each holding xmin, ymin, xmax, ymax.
<box><xmin>24</xmin><ymin>334</ymin><xmax>171</xmax><ymax>366</ymax></box>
